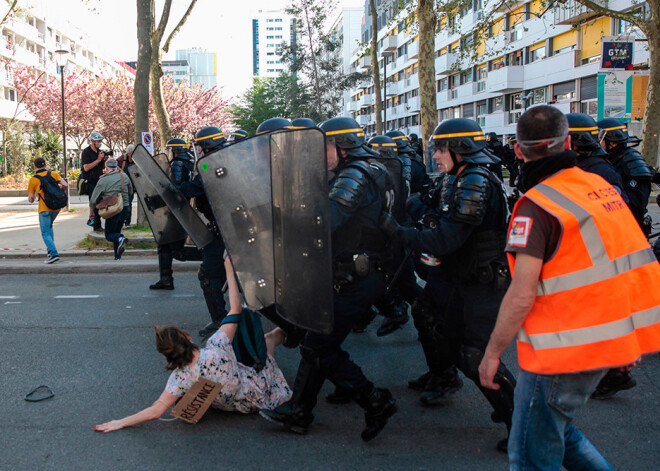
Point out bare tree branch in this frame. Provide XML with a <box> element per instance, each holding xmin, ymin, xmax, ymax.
<box><xmin>571</xmin><ymin>0</ymin><xmax>647</xmax><ymax>32</ymax></box>
<box><xmin>152</xmin><ymin>0</ymin><xmax>173</xmax><ymax>45</ymax></box>
<box><xmin>0</xmin><ymin>0</ymin><xmax>18</xmax><ymax>29</ymax></box>
<box><xmin>163</xmin><ymin>0</ymin><xmax>198</xmax><ymax>53</ymax></box>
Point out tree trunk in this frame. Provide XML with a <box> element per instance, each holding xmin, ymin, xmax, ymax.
<box><xmin>135</xmin><ymin>0</ymin><xmax>153</xmax><ymax>146</ymax></box>
<box><xmin>369</xmin><ymin>0</ymin><xmax>383</xmax><ymax>134</ymax></box>
<box><xmin>416</xmin><ymin>0</ymin><xmax>437</xmax><ymax>166</ymax></box>
<box><xmin>134</xmin><ymin>0</ymin><xmax>153</xmax><ymax>227</ymax></box>
<box><xmin>640</xmin><ymin>20</ymin><xmax>660</xmax><ymax>167</ymax></box>
<box><xmin>150</xmin><ymin>50</ymin><xmax>171</xmax><ymax>145</ymax></box>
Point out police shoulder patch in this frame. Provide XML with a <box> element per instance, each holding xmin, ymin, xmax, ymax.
<box><xmin>508</xmin><ymin>216</ymin><xmax>533</xmax><ymax>247</ymax></box>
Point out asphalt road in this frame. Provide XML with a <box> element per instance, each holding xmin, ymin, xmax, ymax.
<box><xmin>0</xmin><ymin>273</ymin><xmax>658</xmax><ymax>470</ymax></box>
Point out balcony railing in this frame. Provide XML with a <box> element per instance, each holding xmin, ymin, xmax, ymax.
<box><xmin>554</xmin><ymin>0</ymin><xmax>603</xmax><ymax>25</ymax></box>
<box><xmin>435</xmin><ymin>52</ymin><xmax>458</xmax><ymax>75</ymax></box>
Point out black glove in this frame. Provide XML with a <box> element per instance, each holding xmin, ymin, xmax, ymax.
<box><xmin>379</xmin><ymin>212</ymin><xmax>401</xmax><ymax>237</ymax></box>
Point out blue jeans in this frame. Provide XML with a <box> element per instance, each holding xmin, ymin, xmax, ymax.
<box><xmin>509</xmin><ymin>369</ymin><xmax>614</xmax><ymax>471</ymax></box>
<box><xmin>39</xmin><ymin>211</ymin><xmax>59</xmax><ymax>257</ymax></box>
<box><xmin>104</xmin><ymin>207</ymin><xmax>128</xmax><ymax>258</ymax></box>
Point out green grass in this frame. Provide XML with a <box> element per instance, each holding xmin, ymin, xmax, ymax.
<box><xmin>76</xmin><ymin>235</ymin><xmax>157</xmax><ymax>250</ymax></box>
<box><xmin>67</xmin><ymin>208</ymin><xmax>78</xmax><ymax>212</ymax></box>
<box><xmin>125</xmin><ymin>225</ymin><xmax>152</xmax><ymax>233</ymax></box>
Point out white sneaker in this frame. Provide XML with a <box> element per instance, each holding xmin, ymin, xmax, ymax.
<box><xmin>117</xmin><ymin>237</ymin><xmax>128</xmax><ymax>257</ymax></box>
<box><xmin>45</xmin><ymin>255</ymin><xmax>60</xmax><ymax>264</ymax></box>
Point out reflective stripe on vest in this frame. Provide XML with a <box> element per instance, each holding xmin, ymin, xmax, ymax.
<box><xmin>509</xmin><ymin>167</ymin><xmax>660</xmax><ymax>374</ymax></box>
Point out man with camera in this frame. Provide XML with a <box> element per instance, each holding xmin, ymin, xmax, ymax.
<box><xmin>81</xmin><ymin>131</ymin><xmax>111</xmax><ymax>232</ymax></box>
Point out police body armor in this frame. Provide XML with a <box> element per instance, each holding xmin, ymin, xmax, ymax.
<box><xmin>330</xmin><ymin>159</ymin><xmax>392</xmax><ymax>264</ymax></box>
<box><xmin>438</xmin><ymin>165</ymin><xmax>508</xmax><ymax>285</ymax></box>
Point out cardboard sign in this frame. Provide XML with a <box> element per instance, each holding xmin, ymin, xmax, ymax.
<box><xmin>170</xmin><ymin>378</ymin><xmax>222</xmax><ymax>424</ymax></box>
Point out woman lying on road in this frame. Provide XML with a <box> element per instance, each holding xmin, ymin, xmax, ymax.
<box><xmin>94</xmin><ymin>258</ymin><xmax>292</xmax><ymax>432</ymax></box>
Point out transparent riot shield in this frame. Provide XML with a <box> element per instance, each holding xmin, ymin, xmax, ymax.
<box><xmin>130</xmin><ymin>152</ymin><xmax>187</xmax><ymax>246</ymax></box>
<box><xmin>197</xmin><ymin>135</ymin><xmax>275</xmax><ymax>309</ymax></box>
<box><xmin>376</xmin><ymin>157</ymin><xmax>406</xmax><ymax>223</ymax></box>
<box><xmin>271</xmin><ymin>129</ymin><xmax>333</xmax><ymax>334</ymax></box>
<box><xmin>132</xmin><ymin>145</ymin><xmax>214</xmax><ymax>249</ymax></box>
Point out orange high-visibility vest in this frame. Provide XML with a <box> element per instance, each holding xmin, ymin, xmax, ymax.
<box><xmin>508</xmin><ymin>167</ymin><xmax>660</xmax><ymax>374</ymax></box>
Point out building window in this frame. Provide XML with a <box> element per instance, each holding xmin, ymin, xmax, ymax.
<box><xmin>532</xmin><ymin>87</ymin><xmax>546</xmax><ymax>104</ymax></box>
<box><xmin>530</xmin><ymin>46</ymin><xmax>546</xmax><ymax>62</ymax></box>
<box><xmin>553</xmin><ymin>80</ymin><xmax>575</xmax><ymax>101</ymax></box>
<box><xmin>510</xmin><ymin>94</ymin><xmax>523</xmax><ymax>110</ymax></box>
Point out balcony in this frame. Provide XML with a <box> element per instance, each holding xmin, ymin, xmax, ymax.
<box><xmin>359</xmin><ymin>55</ymin><xmax>372</xmax><ymax>69</ymax></box>
<box><xmin>554</xmin><ymin>0</ymin><xmax>603</xmax><ymax>25</ymax></box>
<box><xmin>405</xmin><ymin>96</ymin><xmax>421</xmax><ymax>113</ymax></box>
<box><xmin>356</xmin><ymin>114</ymin><xmax>370</xmax><ymax>126</ymax></box>
<box><xmin>357</xmin><ymin>79</ymin><xmax>371</xmax><ymax>90</ymax></box>
<box><xmin>358</xmin><ymin>94</ymin><xmax>373</xmax><ymax>108</ymax></box>
<box><xmin>347</xmin><ymin>100</ymin><xmax>358</xmax><ymax>112</ymax></box>
<box><xmin>384</xmin><ymin>79</ymin><xmax>400</xmax><ymax>97</ymax></box>
<box><xmin>486</xmin><ymin>65</ymin><xmax>524</xmax><ymax>93</ymax></box>
<box><xmin>6</xmin><ymin>19</ymin><xmax>40</xmax><ymax>43</ymax></box>
<box><xmin>13</xmin><ymin>47</ymin><xmax>40</xmax><ymax>67</ymax></box>
<box><xmin>484</xmin><ymin>111</ymin><xmax>515</xmax><ymax>134</ymax></box>
<box><xmin>407</xmin><ymin>41</ymin><xmax>418</xmax><ymax>60</ymax></box>
<box><xmin>402</xmin><ymin>75</ymin><xmax>419</xmax><ymax>91</ymax></box>
<box><xmin>435</xmin><ymin>52</ymin><xmax>458</xmax><ymax>75</ymax></box>
<box><xmin>523</xmin><ymin>51</ymin><xmax>576</xmax><ymax>88</ymax></box>
<box><xmin>473</xmin><ymin>80</ymin><xmax>487</xmax><ymax>94</ymax></box>
<box><xmin>382</xmin><ymin>35</ymin><xmax>397</xmax><ymax>53</ymax></box>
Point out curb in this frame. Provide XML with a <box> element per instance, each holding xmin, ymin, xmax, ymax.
<box><xmin>87</xmin><ymin>230</ymin><xmax>154</xmax><ymax>244</ymax></box>
<box><xmin>1</xmin><ymin>249</ymin><xmax>158</xmax><ymax>259</ymax></box>
<box><xmin>0</xmin><ymin>258</ymin><xmax>198</xmax><ymax>275</ymax></box>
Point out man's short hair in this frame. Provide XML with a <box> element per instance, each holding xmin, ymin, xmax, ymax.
<box><xmin>516</xmin><ymin>105</ymin><xmax>568</xmax><ymax>159</ymax></box>
<box><xmin>34</xmin><ymin>157</ymin><xmax>46</xmax><ymax>168</ymax></box>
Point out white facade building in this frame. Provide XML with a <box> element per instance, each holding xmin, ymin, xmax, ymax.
<box><xmin>346</xmin><ymin>0</ymin><xmax>650</xmax><ymax>139</ymax></box>
<box><xmin>252</xmin><ymin>9</ymin><xmax>295</xmax><ymax>79</ymax></box>
<box><xmin>162</xmin><ymin>60</ymin><xmax>191</xmax><ymax>85</ymax></box>
<box><xmin>326</xmin><ymin>6</ymin><xmax>364</xmax><ymax>117</ymax></box>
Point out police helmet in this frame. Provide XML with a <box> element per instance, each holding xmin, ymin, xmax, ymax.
<box><xmin>429</xmin><ymin>118</ymin><xmax>497</xmax><ymax>163</ymax></box>
<box><xmin>320</xmin><ymin>117</ymin><xmax>378</xmax><ymax>159</ymax></box>
<box><xmin>385</xmin><ymin>130</ymin><xmax>415</xmax><ymax>154</ymax></box>
<box><xmin>487</xmin><ymin>132</ymin><xmax>498</xmax><ymax>141</ymax></box>
<box><xmin>408</xmin><ymin>133</ymin><xmax>419</xmax><ymax>142</ymax></box>
<box><xmin>194</xmin><ymin>126</ymin><xmax>227</xmax><ymax>153</ymax></box>
<box><xmin>256</xmin><ymin>117</ymin><xmax>293</xmax><ymax>135</ymax></box>
<box><xmin>566</xmin><ymin>113</ymin><xmax>602</xmax><ymax>151</ymax></box>
<box><xmin>368</xmin><ymin>135</ymin><xmax>398</xmax><ymax>159</ymax></box>
<box><xmin>166</xmin><ymin>137</ymin><xmax>188</xmax><ymax>157</ymax></box>
<box><xmin>291</xmin><ymin>117</ymin><xmax>316</xmax><ymax>129</ymax></box>
<box><xmin>597</xmin><ymin>118</ymin><xmax>630</xmax><ymax>145</ymax></box>
<box><xmin>90</xmin><ymin>131</ymin><xmax>104</xmax><ymax>141</ymax></box>
<box><xmin>231</xmin><ymin>130</ymin><xmax>249</xmax><ymax>142</ymax></box>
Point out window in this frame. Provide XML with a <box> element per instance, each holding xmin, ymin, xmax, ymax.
<box><xmin>275</xmin><ymin>35</ymin><xmax>282</xmax><ymax>39</ymax></box>
<box><xmin>510</xmin><ymin>94</ymin><xmax>523</xmax><ymax>110</ymax></box>
<box><xmin>553</xmin><ymin>80</ymin><xmax>575</xmax><ymax>101</ymax></box>
<box><xmin>530</xmin><ymin>46</ymin><xmax>546</xmax><ymax>62</ymax></box>
<box><xmin>459</xmin><ymin>69</ymin><xmax>472</xmax><ymax>85</ymax></box>
<box><xmin>476</xmin><ymin>100</ymin><xmax>488</xmax><ymax>116</ymax></box>
<box><xmin>267</xmin><ymin>36</ymin><xmax>274</xmax><ymax>39</ymax></box>
<box><xmin>267</xmin><ymin>52</ymin><xmax>274</xmax><ymax>56</ymax></box>
<box><xmin>581</xmin><ymin>101</ymin><xmax>597</xmax><ymax>117</ymax></box>
<box><xmin>5</xmin><ymin>88</ymin><xmax>15</xmax><ymax>101</ymax></box>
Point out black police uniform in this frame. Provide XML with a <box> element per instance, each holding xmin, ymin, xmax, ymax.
<box><xmin>485</xmin><ymin>134</ymin><xmax>505</xmax><ymax>181</ymax></box>
<box><xmin>261</xmin><ymin>118</ymin><xmax>396</xmax><ymax>442</ymax></box>
<box><xmin>150</xmin><ymin>144</ymin><xmax>201</xmax><ymax>290</ymax></box>
<box><xmin>180</xmin><ymin>127</ymin><xmax>229</xmax><ymax>337</ymax></box>
<box><xmin>386</xmin><ymin>119</ymin><xmax>516</xmax><ymax>451</ymax></box>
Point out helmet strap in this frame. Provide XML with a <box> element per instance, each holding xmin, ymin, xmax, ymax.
<box><xmin>448</xmin><ymin>151</ymin><xmax>466</xmax><ymax>176</ymax></box>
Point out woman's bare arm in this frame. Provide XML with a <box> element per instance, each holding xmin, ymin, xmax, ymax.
<box><xmin>219</xmin><ymin>257</ymin><xmax>241</xmax><ymax>341</ymax></box>
<box><xmin>94</xmin><ymin>390</ymin><xmax>178</xmax><ymax>433</ymax></box>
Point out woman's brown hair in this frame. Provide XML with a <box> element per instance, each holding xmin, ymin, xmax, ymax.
<box><xmin>153</xmin><ymin>325</ymin><xmax>199</xmax><ymax>370</ymax></box>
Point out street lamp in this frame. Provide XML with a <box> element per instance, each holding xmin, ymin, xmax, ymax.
<box><xmin>54</xmin><ymin>49</ymin><xmax>69</xmax><ymax>207</ymax></box>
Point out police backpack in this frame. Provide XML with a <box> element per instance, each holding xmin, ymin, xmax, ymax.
<box><xmin>220</xmin><ymin>308</ymin><xmax>268</xmax><ymax>371</ymax></box>
<box><xmin>35</xmin><ymin>171</ymin><xmax>67</xmax><ymax>210</ymax></box>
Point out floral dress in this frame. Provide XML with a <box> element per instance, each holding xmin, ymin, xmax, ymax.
<box><xmin>165</xmin><ymin>330</ymin><xmax>291</xmax><ymax>413</ymax></box>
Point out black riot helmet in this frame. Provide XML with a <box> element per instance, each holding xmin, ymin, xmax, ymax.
<box><xmin>385</xmin><ymin>130</ymin><xmax>415</xmax><ymax>154</ymax></box>
<box><xmin>320</xmin><ymin>116</ymin><xmax>378</xmax><ymax>160</ymax></box>
<box><xmin>256</xmin><ymin>117</ymin><xmax>293</xmax><ymax>135</ymax></box>
<box><xmin>368</xmin><ymin>135</ymin><xmax>398</xmax><ymax>159</ymax></box>
<box><xmin>194</xmin><ymin>126</ymin><xmax>227</xmax><ymax>154</ymax></box>
<box><xmin>291</xmin><ymin>117</ymin><xmax>316</xmax><ymax>129</ymax></box>
<box><xmin>428</xmin><ymin>118</ymin><xmax>497</xmax><ymax>164</ymax></box>
<box><xmin>166</xmin><ymin>137</ymin><xmax>189</xmax><ymax>157</ymax></box>
<box><xmin>408</xmin><ymin>133</ymin><xmax>419</xmax><ymax>143</ymax></box>
<box><xmin>566</xmin><ymin>113</ymin><xmax>602</xmax><ymax>152</ymax></box>
<box><xmin>231</xmin><ymin>130</ymin><xmax>249</xmax><ymax>142</ymax></box>
<box><xmin>597</xmin><ymin>118</ymin><xmax>631</xmax><ymax>145</ymax></box>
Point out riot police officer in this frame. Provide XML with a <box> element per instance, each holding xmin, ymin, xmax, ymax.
<box><xmin>260</xmin><ymin>117</ymin><xmax>397</xmax><ymax>442</ymax></box>
<box><xmin>179</xmin><ymin>126</ymin><xmax>229</xmax><ymax>338</ymax></box>
<box><xmin>485</xmin><ymin>132</ymin><xmax>505</xmax><ymax>181</ymax></box>
<box><xmin>230</xmin><ymin>130</ymin><xmax>249</xmax><ymax>143</ymax></box>
<box><xmin>598</xmin><ymin>118</ymin><xmax>652</xmax><ymax>232</ymax></box>
<box><xmin>256</xmin><ymin>117</ymin><xmax>293</xmax><ymax>134</ymax></box>
<box><xmin>291</xmin><ymin>117</ymin><xmax>316</xmax><ymax>128</ymax></box>
<box><xmin>408</xmin><ymin>133</ymin><xmax>424</xmax><ymax>160</ymax></box>
<box><xmin>149</xmin><ymin>138</ymin><xmax>201</xmax><ymax>290</ymax></box>
<box><xmin>381</xmin><ymin>118</ymin><xmax>516</xmax><ymax>452</ymax></box>
<box><xmin>566</xmin><ymin>113</ymin><xmax>628</xmax><ymax>203</ymax></box>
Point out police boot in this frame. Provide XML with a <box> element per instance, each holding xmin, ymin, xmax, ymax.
<box><xmin>376</xmin><ymin>293</ymin><xmax>409</xmax><ymax>337</ymax></box>
<box><xmin>355</xmin><ymin>385</ymin><xmax>397</xmax><ymax>442</ymax></box>
<box><xmin>198</xmin><ymin>266</ymin><xmax>227</xmax><ymax>338</ymax></box>
<box><xmin>419</xmin><ymin>366</ymin><xmax>463</xmax><ymax>406</ymax></box>
<box><xmin>352</xmin><ymin>306</ymin><xmax>378</xmax><ymax>333</ymax></box>
<box><xmin>408</xmin><ymin>371</ymin><xmax>435</xmax><ymax>391</ymax></box>
<box><xmin>260</xmin><ymin>351</ymin><xmax>324</xmax><ymax>434</ymax></box>
<box><xmin>149</xmin><ymin>278</ymin><xmax>174</xmax><ymax>290</ymax></box>
<box><xmin>591</xmin><ymin>369</ymin><xmax>637</xmax><ymax>400</ymax></box>
<box><xmin>151</xmin><ymin>245</ymin><xmax>174</xmax><ymax>290</ymax></box>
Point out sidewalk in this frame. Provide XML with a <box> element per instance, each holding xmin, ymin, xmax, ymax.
<box><xmin>0</xmin><ymin>256</ymin><xmax>198</xmax><ymax>275</ymax></box>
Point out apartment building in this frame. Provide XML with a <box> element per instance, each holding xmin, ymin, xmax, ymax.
<box><xmin>252</xmin><ymin>9</ymin><xmax>296</xmax><ymax>79</ymax></box>
<box><xmin>326</xmin><ymin>6</ymin><xmax>366</xmax><ymax>117</ymax></box>
<box><xmin>175</xmin><ymin>48</ymin><xmax>217</xmax><ymax>90</ymax></box>
<box><xmin>0</xmin><ymin>7</ymin><xmax>131</xmax><ymax>123</ymax></box>
<box><xmin>162</xmin><ymin>59</ymin><xmax>191</xmax><ymax>85</ymax></box>
<box><xmin>346</xmin><ymin>0</ymin><xmax>649</xmax><ymax>139</ymax></box>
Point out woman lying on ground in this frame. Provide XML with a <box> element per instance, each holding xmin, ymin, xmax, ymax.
<box><xmin>94</xmin><ymin>257</ymin><xmax>291</xmax><ymax>432</ymax></box>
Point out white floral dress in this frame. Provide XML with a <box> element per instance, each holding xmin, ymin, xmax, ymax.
<box><xmin>165</xmin><ymin>330</ymin><xmax>291</xmax><ymax>413</ymax></box>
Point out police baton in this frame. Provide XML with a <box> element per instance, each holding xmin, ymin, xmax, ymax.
<box><xmin>384</xmin><ymin>249</ymin><xmax>414</xmax><ymax>297</ymax></box>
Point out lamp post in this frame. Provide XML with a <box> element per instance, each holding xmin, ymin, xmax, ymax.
<box><xmin>54</xmin><ymin>49</ymin><xmax>69</xmax><ymax>208</ymax></box>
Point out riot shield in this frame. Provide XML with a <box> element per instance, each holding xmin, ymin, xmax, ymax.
<box><xmin>271</xmin><ymin>129</ymin><xmax>333</xmax><ymax>334</ymax></box>
<box><xmin>376</xmin><ymin>157</ymin><xmax>407</xmax><ymax>224</ymax></box>
<box><xmin>132</xmin><ymin>145</ymin><xmax>214</xmax><ymax>249</ymax></box>
<box><xmin>130</xmin><ymin>151</ymin><xmax>187</xmax><ymax>245</ymax></box>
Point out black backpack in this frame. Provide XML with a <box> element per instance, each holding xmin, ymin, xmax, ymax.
<box><xmin>35</xmin><ymin>171</ymin><xmax>67</xmax><ymax>210</ymax></box>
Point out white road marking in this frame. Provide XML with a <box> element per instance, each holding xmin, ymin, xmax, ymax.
<box><xmin>172</xmin><ymin>294</ymin><xmax>195</xmax><ymax>298</ymax></box>
<box><xmin>54</xmin><ymin>295</ymin><xmax>100</xmax><ymax>299</ymax></box>
<box><xmin>4</xmin><ymin>301</ymin><xmax>21</xmax><ymax>304</ymax></box>
<box><xmin>0</xmin><ymin>296</ymin><xmax>18</xmax><ymax>299</ymax></box>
